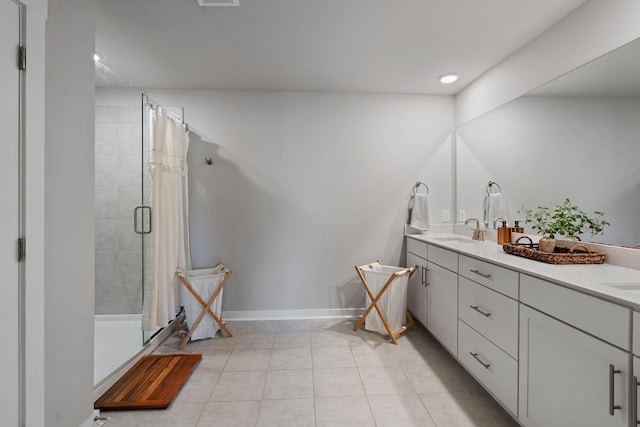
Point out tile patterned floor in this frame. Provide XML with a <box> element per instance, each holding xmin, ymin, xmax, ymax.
<box><xmin>100</xmin><ymin>319</ymin><xmax>520</xmax><ymax>427</ymax></box>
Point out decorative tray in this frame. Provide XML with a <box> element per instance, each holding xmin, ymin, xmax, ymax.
<box><xmin>502</xmin><ymin>236</ymin><xmax>606</xmax><ymax>265</ymax></box>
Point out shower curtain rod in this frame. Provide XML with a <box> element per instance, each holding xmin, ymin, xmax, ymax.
<box><xmin>142</xmin><ymin>93</ymin><xmax>188</xmax><ymax>130</ymax></box>
<box><xmin>142</xmin><ymin>93</ymin><xmax>213</xmax><ymax>140</ymax></box>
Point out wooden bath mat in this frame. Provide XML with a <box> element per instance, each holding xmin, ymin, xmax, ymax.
<box><xmin>95</xmin><ymin>354</ymin><xmax>202</xmax><ymax>410</ymax></box>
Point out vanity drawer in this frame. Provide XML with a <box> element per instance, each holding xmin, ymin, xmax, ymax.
<box><xmin>520</xmin><ymin>274</ymin><xmax>630</xmax><ymax>350</ymax></box>
<box><xmin>458</xmin><ymin>320</ymin><xmax>518</xmax><ymax>416</ymax></box>
<box><xmin>427</xmin><ymin>244</ymin><xmax>458</xmax><ymax>272</ymax></box>
<box><xmin>459</xmin><ymin>255</ymin><xmax>518</xmax><ymax>299</ymax></box>
<box><xmin>406</xmin><ymin>238</ymin><xmax>427</xmax><ymax>259</ymax></box>
<box><xmin>458</xmin><ymin>277</ymin><xmax>518</xmax><ymax>359</ymax></box>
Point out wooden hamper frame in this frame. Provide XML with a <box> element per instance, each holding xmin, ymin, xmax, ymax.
<box><xmin>177</xmin><ymin>263</ymin><xmax>232</xmax><ymax>350</ymax></box>
<box><xmin>353</xmin><ymin>261</ymin><xmax>418</xmax><ymax>345</ymax></box>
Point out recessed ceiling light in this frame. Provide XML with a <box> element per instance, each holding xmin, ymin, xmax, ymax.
<box><xmin>196</xmin><ymin>0</ymin><xmax>239</xmax><ymax>6</ymax></box>
<box><xmin>439</xmin><ymin>74</ymin><xmax>459</xmax><ymax>84</ymax></box>
<box><xmin>94</xmin><ymin>52</ymin><xmax>103</xmax><ymax>63</ymax></box>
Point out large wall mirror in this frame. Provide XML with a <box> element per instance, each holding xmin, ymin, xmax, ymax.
<box><xmin>456</xmin><ymin>37</ymin><xmax>640</xmax><ymax>247</ymax></box>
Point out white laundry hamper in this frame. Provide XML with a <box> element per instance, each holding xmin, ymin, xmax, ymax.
<box><xmin>177</xmin><ymin>263</ymin><xmax>232</xmax><ymax>348</ymax></box>
<box><xmin>353</xmin><ymin>261</ymin><xmax>417</xmax><ymax>344</ymax></box>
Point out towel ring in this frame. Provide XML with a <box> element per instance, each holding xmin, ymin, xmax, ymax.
<box><xmin>413</xmin><ymin>181</ymin><xmax>429</xmax><ymax>195</ymax></box>
<box><xmin>486</xmin><ymin>181</ymin><xmax>502</xmax><ymax>195</ymax></box>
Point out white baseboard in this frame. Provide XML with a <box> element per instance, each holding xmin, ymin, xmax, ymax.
<box><xmin>221</xmin><ymin>308</ymin><xmax>365</xmax><ymax>321</ymax></box>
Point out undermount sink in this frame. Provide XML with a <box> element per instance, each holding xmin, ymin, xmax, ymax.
<box><xmin>432</xmin><ymin>237</ymin><xmax>476</xmax><ymax>244</ymax></box>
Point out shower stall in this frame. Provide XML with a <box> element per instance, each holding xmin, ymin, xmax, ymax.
<box><xmin>94</xmin><ymin>91</ymin><xmax>170</xmax><ymax>386</ymax></box>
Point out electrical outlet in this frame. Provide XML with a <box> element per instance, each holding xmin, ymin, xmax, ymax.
<box><xmin>441</xmin><ymin>210</ymin><xmax>450</xmax><ymax>222</ymax></box>
<box><xmin>458</xmin><ymin>210</ymin><xmax>467</xmax><ymax>222</ymax></box>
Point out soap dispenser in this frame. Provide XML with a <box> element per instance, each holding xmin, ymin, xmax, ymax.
<box><xmin>511</xmin><ymin>220</ymin><xmax>524</xmax><ymax>233</ymax></box>
<box><xmin>497</xmin><ymin>220</ymin><xmax>511</xmax><ymax>245</ymax></box>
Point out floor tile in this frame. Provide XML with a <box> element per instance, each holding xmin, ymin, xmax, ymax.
<box><xmin>96</xmin><ymin>410</ymin><xmax>146</xmax><ymax>427</ymax></box>
<box><xmin>133</xmin><ymin>319</ymin><xmax>524</xmax><ymax>427</ymax></box>
<box><xmin>257</xmin><ymin>398</ymin><xmax>315</xmax><ymax>427</ymax></box>
<box><xmin>210</xmin><ymin>370</ymin><xmax>267</xmax><ymax>401</ymax></box>
<box><xmin>273</xmin><ymin>331</ymin><xmax>312</xmax><ymax>348</ymax></box>
<box><xmin>263</xmin><ymin>369</ymin><xmax>313</xmax><ymax>399</ymax></box>
<box><xmin>312</xmin><ymin>346</ymin><xmax>355</xmax><ymax>368</ymax></box>
<box><xmin>192</xmin><ymin>336</ymin><xmax>236</xmax><ymax>351</ymax></box>
<box><xmin>402</xmin><ymin>362</ymin><xmax>465</xmax><ymax>394</ymax></box>
<box><xmin>277</xmin><ymin>319</ymin><xmax>320</xmax><ymax>332</ymax></box>
<box><xmin>313</xmin><ymin>367</ymin><xmax>364</xmax><ymax>397</ymax></box>
<box><xmin>315</xmin><ymin>396</ymin><xmax>375</xmax><ymax>427</ymax></box>
<box><xmin>311</xmin><ymin>331</ymin><xmax>350</xmax><ymax>347</ymax></box>
<box><xmin>367</xmin><ymin>394</ymin><xmax>436</xmax><ymax>427</ymax></box>
<box><xmin>358</xmin><ymin>365</ymin><xmax>415</xmax><ymax>395</ymax></box>
<box><xmin>224</xmin><ymin>348</ymin><xmax>272</xmax><ymax>371</ymax></box>
<box><xmin>194</xmin><ymin>350</ymin><xmax>231</xmax><ymax>372</ymax></box>
<box><xmin>351</xmin><ymin>344</ymin><xmax>397</xmax><ymax>367</ymax></box>
<box><xmin>269</xmin><ymin>347</ymin><xmax>312</xmax><ymax>370</ymax></box>
<box><xmin>196</xmin><ymin>401</ymin><xmax>261</xmax><ymax>427</ymax></box>
<box><xmin>174</xmin><ymin>371</ymin><xmax>219</xmax><ymax>403</ymax></box>
<box><xmin>419</xmin><ymin>391</ymin><xmax>494</xmax><ymax>427</ymax></box>
<box><xmin>387</xmin><ymin>343</ymin><xmax>431</xmax><ymax>365</ymax></box>
<box><xmin>136</xmin><ymin>402</ymin><xmax>205</xmax><ymax>427</ymax></box>
<box><xmin>232</xmin><ymin>332</ymin><xmax>276</xmax><ymax>349</ymax></box>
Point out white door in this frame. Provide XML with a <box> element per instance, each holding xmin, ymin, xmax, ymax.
<box><xmin>0</xmin><ymin>0</ymin><xmax>22</xmax><ymax>425</ymax></box>
<box><xmin>519</xmin><ymin>305</ymin><xmax>628</xmax><ymax>427</ymax></box>
<box><xmin>406</xmin><ymin>252</ymin><xmax>427</xmax><ymax>326</ymax></box>
<box><xmin>426</xmin><ymin>262</ymin><xmax>458</xmax><ymax>355</ymax></box>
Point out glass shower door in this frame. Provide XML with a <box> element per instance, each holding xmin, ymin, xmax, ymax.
<box><xmin>94</xmin><ymin>94</ymin><xmax>147</xmax><ymax>386</ymax></box>
<box><xmin>140</xmin><ymin>97</ymin><xmax>156</xmax><ymax>344</ymax></box>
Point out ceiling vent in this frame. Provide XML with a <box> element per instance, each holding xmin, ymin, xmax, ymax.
<box><xmin>196</xmin><ymin>0</ymin><xmax>239</xmax><ymax>6</ymax></box>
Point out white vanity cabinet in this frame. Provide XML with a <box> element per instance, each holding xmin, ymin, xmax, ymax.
<box><xmin>519</xmin><ymin>275</ymin><xmax>631</xmax><ymax>427</ymax></box>
<box><xmin>406</xmin><ymin>238</ymin><xmax>458</xmax><ymax>355</ymax></box>
<box><xmin>631</xmin><ymin>312</ymin><xmax>640</xmax><ymax>426</ymax></box>
<box><xmin>426</xmin><ymin>247</ymin><xmax>458</xmax><ymax>355</ymax></box>
<box><xmin>406</xmin><ymin>250</ymin><xmax>428</xmax><ymax>326</ymax></box>
<box><xmin>457</xmin><ymin>255</ymin><xmax>519</xmax><ymax>416</ymax></box>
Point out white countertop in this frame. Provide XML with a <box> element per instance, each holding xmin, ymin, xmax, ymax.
<box><xmin>406</xmin><ymin>233</ymin><xmax>640</xmax><ymax>311</ymax></box>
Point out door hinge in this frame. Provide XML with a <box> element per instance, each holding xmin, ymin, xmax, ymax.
<box><xmin>18</xmin><ymin>46</ymin><xmax>26</xmax><ymax>70</ymax></box>
<box><xmin>17</xmin><ymin>238</ymin><xmax>26</xmax><ymax>262</ymax></box>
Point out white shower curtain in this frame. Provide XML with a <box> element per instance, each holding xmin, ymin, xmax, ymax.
<box><xmin>142</xmin><ymin>106</ymin><xmax>192</xmax><ymax>331</ymax></box>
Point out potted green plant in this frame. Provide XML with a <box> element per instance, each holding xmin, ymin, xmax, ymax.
<box><xmin>521</xmin><ymin>198</ymin><xmax>610</xmax><ymax>253</ymax></box>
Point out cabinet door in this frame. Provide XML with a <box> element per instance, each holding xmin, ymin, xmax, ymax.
<box><xmin>406</xmin><ymin>252</ymin><xmax>427</xmax><ymax>326</ymax></box>
<box><xmin>519</xmin><ymin>305</ymin><xmax>629</xmax><ymax>427</ymax></box>
<box><xmin>427</xmin><ymin>262</ymin><xmax>458</xmax><ymax>355</ymax></box>
<box><xmin>633</xmin><ymin>357</ymin><xmax>640</xmax><ymax>427</ymax></box>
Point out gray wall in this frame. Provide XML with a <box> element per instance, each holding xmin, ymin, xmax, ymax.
<box><xmin>44</xmin><ymin>0</ymin><xmax>96</xmax><ymax>425</ymax></box>
<box><xmin>148</xmin><ymin>90</ymin><xmax>454</xmax><ymax>315</ymax></box>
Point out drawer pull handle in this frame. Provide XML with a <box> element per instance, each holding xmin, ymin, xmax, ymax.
<box><xmin>470</xmin><ymin>352</ymin><xmax>490</xmax><ymax>369</ymax></box>
<box><xmin>609</xmin><ymin>364</ymin><xmax>622</xmax><ymax>416</ymax></box>
<box><xmin>632</xmin><ymin>375</ymin><xmax>640</xmax><ymax>425</ymax></box>
<box><xmin>470</xmin><ymin>269</ymin><xmax>491</xmax><ymax>279</ymax></box>
<box><xmin>421</xmin><ymin>266</ymin><xmax>430</xmax><ymax>287</ymax></box>
<box><xmin>470</xmin><ymin>305</ymin><xmax>491</xmax><ymax>317</ymax></box>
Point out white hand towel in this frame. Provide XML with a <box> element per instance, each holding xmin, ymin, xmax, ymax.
<box><xmin>410</xmin><ymin>193</ymin><xmax>430</xmax><ymax>230</ymax></box>
<box><xmin>484</xmin><ymin>192</ymin><xmax>507</xmax><ymax>228</ymax></box>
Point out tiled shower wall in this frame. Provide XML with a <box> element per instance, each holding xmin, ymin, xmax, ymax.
<box><xmin>95</xmin><ymin>106</ymin><xmax>143</xmax><ymax>314</ymax></box>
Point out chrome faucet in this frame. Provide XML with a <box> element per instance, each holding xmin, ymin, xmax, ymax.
<box><xmin>465</xmin><ymin>218</ymin><xmax>485</xmax><ymax>241</ymax></box>
<box><xmin>493</xmin><ymin>217</ymin><xmax>507</xmax><ymax>230</ymax></box>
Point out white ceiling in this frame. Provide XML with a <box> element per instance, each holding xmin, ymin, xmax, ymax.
<box><xmin>95</xmin><ymin>0</ymin><xmax>587</xmax><ymax>95</ymax></box>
